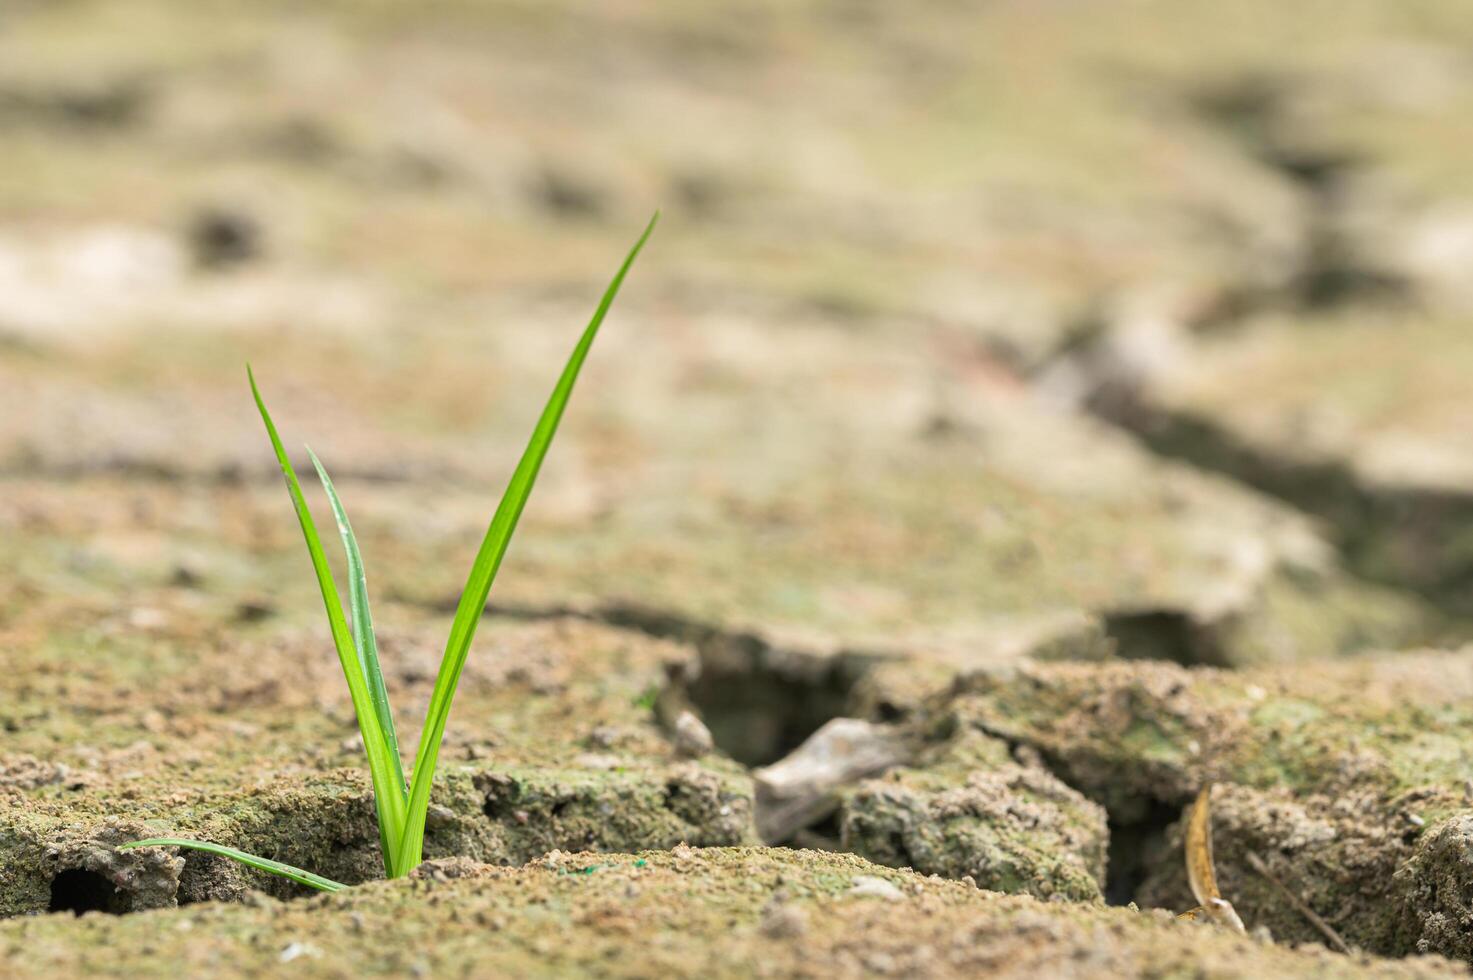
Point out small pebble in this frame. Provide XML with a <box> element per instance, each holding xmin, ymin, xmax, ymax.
<box><xmin>672</xmin><ymin>710</ymin><xmax>714</xmax><ymax>758</ymax></box>
<box><xmin>848</xmin><ymin>875</ymin><xmax>904</xmax><ymax>901</ymax></box>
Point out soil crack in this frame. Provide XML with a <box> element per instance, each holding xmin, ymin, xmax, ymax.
<box><xmin>471</xmin><ymin>599</ymin><xmax>892</xmax><ymax>766</ymax></box>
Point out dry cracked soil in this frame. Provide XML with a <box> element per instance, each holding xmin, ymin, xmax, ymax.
<box><xmin>6</xmin><ymin>1</ymin><xmax>1473</xmax><ymax>977</ymax></box>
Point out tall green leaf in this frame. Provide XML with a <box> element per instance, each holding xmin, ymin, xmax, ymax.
<box><xmin>248</xmin><ymin>370</ymin><xmax>408</xmax><ymax>871</ymax></box>
<box><xmin>118</xmin><ymin>838</ymin><xmax>348</xmax><ymax>893</ymax></box>
<box><xmin>394</xmin><ymin>212</ymin><xmax>658</xmax><ymax>873</ymax></box>
<box><xmin>309</xmin><ymin>448</ymin><xmax>408</xmax><ymax>871</ymax></box>
<box><xmin>308</xmin><ymin>448</ymin><xmax>406</xmax><ymax>793</ymax></box>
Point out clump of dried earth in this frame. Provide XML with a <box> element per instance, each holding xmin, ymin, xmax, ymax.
<box><xmin>5</xmin><ymin>1</ymin><xmax>1473</xmax><ymax>977</ymax></box>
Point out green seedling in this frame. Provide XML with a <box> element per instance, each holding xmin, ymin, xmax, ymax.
<box><xmin>119</xmin><ymin>215</ymin><xmax>658</xmax><ymax>890</ymax></box>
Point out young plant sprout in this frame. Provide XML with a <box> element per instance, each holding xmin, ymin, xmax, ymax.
<box><xmin>118</xmin><ymin>215</ymin><xmax>658</xmax><ymax>891</ymax></box>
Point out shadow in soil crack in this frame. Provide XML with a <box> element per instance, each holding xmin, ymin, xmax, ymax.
<box><xmin>481</xmin><ymin>599</ymin><xmax>888</xmax><ymax>767</ymax></box>
<box><xmin>48</xmin><ymin>869</ymin><xmax>132</xmax><ymax>916</ymax></box>
<box><xmin>1104</xmin><ymin>800</ymin><xmax>1179</xmax><ymax>907</ymax></box>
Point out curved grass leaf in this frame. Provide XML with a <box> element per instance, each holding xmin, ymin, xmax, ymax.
<box><xmin>394</xmin><ymin>212</ymin><xmax>659</xmax><ymax>873</ymax></box>
<box><xmin>248</xmin><ymin>370</ymin><xmax>408</xmax><ymax>870</ymax></box>
<box><xmin>118</xmin><ymin>838</ymin><xmax>348</xmax><ymax>893</ymax></box>
<box><xmin>309</xmin><ymin>448</ymin><xmax>408</xmax><ymax>872</ymax></box>
<box><xmin>308</xmin><ymin>448</ymin><xmax>406</xmax><ymax>796</ymax></box>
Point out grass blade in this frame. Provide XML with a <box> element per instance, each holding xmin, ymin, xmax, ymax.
<box><xmin>309</xmin><ymin>448</ymin><xmax>408</xmax><ymax>872</ymax></box>
<box><xmin>394</xmin><ymin>212</ymin><xmax>658</xmax><ymax>873</ymax></box>
<box><xmin>118</xmin><ymin>838</ymin><xmax>347</xmax><ymax>893</ymax></box>
<box><xmin>248</xmin><ymin>369</ymin><xmax>408</xmax><ymax>871</ymax></box>
<box><xmin>308</xmin><ymin>448</ymin><xmax>407</xmax><ymax>796</ymax></box>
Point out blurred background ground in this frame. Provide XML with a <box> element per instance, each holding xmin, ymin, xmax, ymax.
<box><xmin>7</xmin><ymin>0</ymin><xmax>1473</xmax><ymax>664</ymax></box>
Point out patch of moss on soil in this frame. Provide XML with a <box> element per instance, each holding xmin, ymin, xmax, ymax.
<box><xmin>933</xmin><ymin>649</ymin><xmax>1473</xmax><ymax>957</ymax></box>
<box><xmin>838</xmin><ymin>730</ymin><xmax>1109</xmax><ymax>903</ymax></box>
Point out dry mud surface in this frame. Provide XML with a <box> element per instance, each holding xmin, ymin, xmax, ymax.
<box><xmin>2</xmin><ymin>848</ymin><xmax>1465</xmax><ymax>980</ymax></box>
<box><xmin>7</xmin><ymin>0</ymin><xmax>1473</xmax><ymax>977</ymax></box>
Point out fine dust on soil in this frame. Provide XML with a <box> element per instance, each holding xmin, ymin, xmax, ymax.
<box><xmin>7</xmin><ymin>1</ymin><xmax>1473</xmax><ymax>977</ymax></box>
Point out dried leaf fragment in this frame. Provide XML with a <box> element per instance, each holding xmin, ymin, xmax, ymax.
<box><xmin>1176</xmin><ymin>784</ymin><xmax>1245</xmax><ymax>933</ymax></box>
